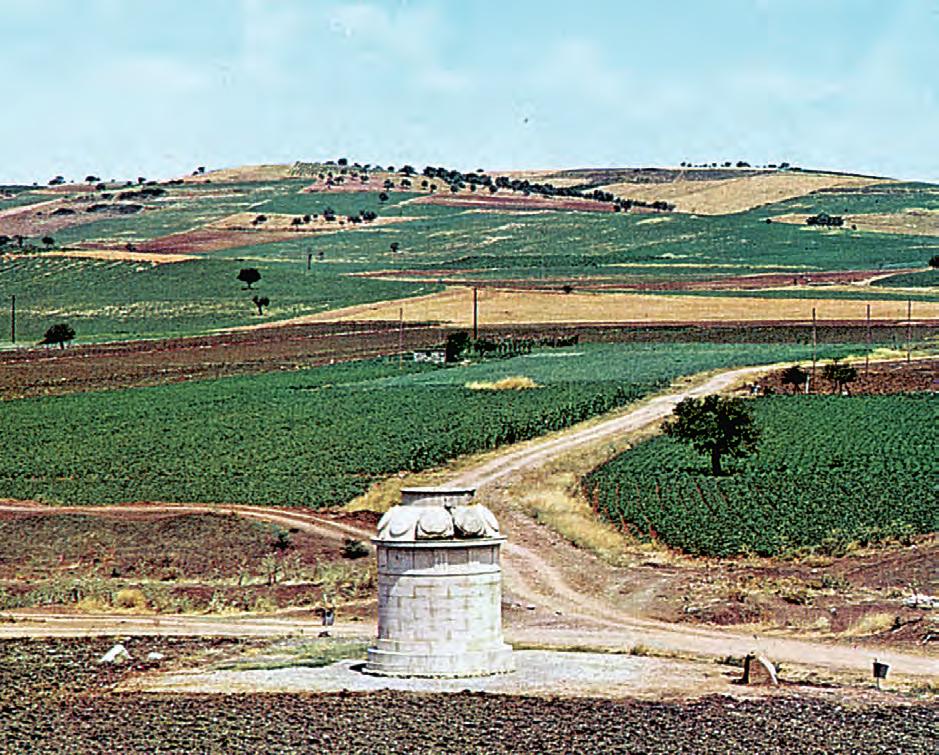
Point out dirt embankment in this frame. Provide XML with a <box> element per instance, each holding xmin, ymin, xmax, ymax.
<box><xmin>0</xmin><ymin>322</ymin><xmax>447</xmax><ymax>399</ymax></box>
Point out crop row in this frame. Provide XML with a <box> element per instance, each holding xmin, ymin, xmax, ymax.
<box><xmin>0</xmin><ymin>343</ymin><xmax>855</xmax><ymax>507</ymax></box>
<box><xmin>586</xmin><ymin>394</ymin><xmax>937</xmax><ymax>556</ymax></box>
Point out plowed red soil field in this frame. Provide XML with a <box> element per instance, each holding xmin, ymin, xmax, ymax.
<box><xmin>2</xmin><ymin>638</ymin><xmax>934</xmax><ymax>755</ymax></box>
<box><xmin>757</xmin><ymin>357</ymin><xmax>938</xmax><ymax>394</ymax></box>
<box><xmin>0</xmin><ymin>322</ymin><xmax>446</xmax><ymax>398</ymax></box>
<box><xmin>408</xmin><ymin>192</ymin><xmax>617</xmax><ymax>212</ymax></box>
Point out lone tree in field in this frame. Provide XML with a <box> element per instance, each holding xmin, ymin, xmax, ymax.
<box><xmin>780</xmin><ymin>364</ymin><xmax>809</xmax><ymax>393</ymax></box>
<box><xmin>390</xmin><ymin>241</ymin><xmax>400</xmax><ymax>254</ymax></box>
<box><xmin>822</xmin><ymin>360</ymin><xmax>858</xmax><ymax>394</ymax></box>
<box><xmin>663</xmin><ymin>395</ymin><xmax>759</xmax><ymax>476</ymax></box>
<box><xmin>252</xmin><ymin>295</ymin><xmax>270</xmax><ymax>315</ymax></box>
<box><xmin>41</xmin><ymin>235</ymin><xmax>55</xmax><ymax>249</ymax></box>
<box><xmin>929</xmin><ymin>254</ymin><xmax>939</xmax><ymax>268</ymax></box>
<box><xmin>39</xmin><ymin>322</ymin><xmax>76</xmax><ymax>349</ymax></box>
<box><xmin>237</xmin><ymin>268</ymin><xmax>261</xmax><ymax>289</ymax></box>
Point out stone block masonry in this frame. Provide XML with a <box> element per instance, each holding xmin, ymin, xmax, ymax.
<box><xmin>365</xmin><ymin>488</ymin><xmax>514</xmax><ymax>677</ymax></box>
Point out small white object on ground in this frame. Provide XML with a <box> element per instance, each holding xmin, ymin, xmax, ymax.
<box><xmin>146</xmin><ymin>651</ymin><xmax>165</xmax><ymax>661</ymax></box>
<box><xmin>99</xmin><ymin>644</ymin><xmax>131</xmax><ymax>664</ymax></box>
<box><xmin>743</xmin><ymin>654</ymin><xmax>778</xmax><ymax>686</ymax></box>
<box><xmin>903</xmin><ymin>594</ymin><xmax>937</xmax><ymax>609</ymax></box>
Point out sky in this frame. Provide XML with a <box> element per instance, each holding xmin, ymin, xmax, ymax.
<box><xmin>1</xmin><ymin>0</ymin><xmax>938</xmax><ymax>184</ymax></box>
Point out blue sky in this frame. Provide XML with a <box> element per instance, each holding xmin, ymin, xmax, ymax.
<box><xmin>1</xmin><ymin>0</ymin><xmax>938</xmax><ymax>183</ymax></box>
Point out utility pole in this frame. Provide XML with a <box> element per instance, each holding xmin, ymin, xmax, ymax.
<box><xmin>10</xmin><ymin>294</ymin><xmax>14</xmax><ymax>344</ymax></box>
<box><xmin>907</xmin><ymin>299</ymin><xmax>912</xmax><ymax>364</ymax></box>
<box><xmin>865</xmin><ymin>303</ymin><xmax>871</xmax><ymax>375</ymax></box>
<box><xmin>307</xmin><ymin>251</ymin><xmax>313</xmax><ymax>272</ymax></box>
<box><xmin>398</xmin><ymin>306</ymin><xmax>403</xmax><ymax>371</ymax></box>
<box><xmin>811</xmin><ymin>306</ymin><xmax>817</xmax><ymax>391</ymax></box>
<box><xmin>472</xmin><ymin>287</ymin><xmax>478</xmax><ymax>340</ymax></box>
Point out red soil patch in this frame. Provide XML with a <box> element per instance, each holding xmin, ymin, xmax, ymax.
<box><xmin>0</xmin><ymin>322</ymin><xmax>448</xmax><ymax>399</ymax></box>
<box><xmin>358</xmin><ymin>268</ymin><xmax>913</xmax><ymax>292</ymax></box>
<box><xmin>0</xmin><ymin>507</ymin><xmax>379</xmax><ymax>581</ymax></box>
<box><xmin>755</xmin><ymin>358</ymin><xmax>939</xmax><ymax>395</ymax></box>
<box><xmin>408</xmin><ymin>193</ymin><xmax>617</xmax><ymax>213</ymax></box>
<box><xmin>109</xmin><ymin>228</ymin><xmax>301</xmax><ymax>255</ymax></box>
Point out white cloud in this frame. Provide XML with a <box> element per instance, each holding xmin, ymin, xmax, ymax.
<box><xmin>327</xmin><ymin>2</ymin><xmax>472</xmax><ymax>92</ymax></box>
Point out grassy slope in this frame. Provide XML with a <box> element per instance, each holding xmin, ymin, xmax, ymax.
<box><xmin>873</xmin><ymin>268</ymin><xmax>939</xmax><ymax>288</ymax></box>
<box><xmin>2</xmin><ymin>179</ymin><xmax>937</xmax><ymax>342</ymax></box>
<box><xmin>0</xmin><ymin>343</ymin><xmax>865</xmax><ymax>507</ymax></box>
<box><xmin>587</xmin><ymin>394</ymin><xmax>938</xmax><ymax>556</ymax></box>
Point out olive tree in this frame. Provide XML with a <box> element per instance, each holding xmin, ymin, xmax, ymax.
<box><xmin>663</xmin><ymin>395</ymin><xmax>759</xmax><ymax>476</ymax></box>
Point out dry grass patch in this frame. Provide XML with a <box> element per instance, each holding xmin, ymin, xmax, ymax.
<box><xmin>44</xmin><ymin>249</ymin><xmax>198</xmax><ymax>264</ymax></box>
<box><xmin>466</xmin><ymin>376</ymin><xmax>540</xmax><ymax>391</ymax></box>
<box><xmin>603</xmin><ymin>172</ymin><xmax>887</xmax><ymax>215</ymax></box>
<box><xmin>291</xmin><ymin>286</ymin><xmax>939</xmax><ymax>328</ymax></box>
<box><xmin>843</xmin><ymin>612</ymin><xmax>897</xmax><ymax>637</ymax></box>
<box><xmin>184</xmin><ymin>164</ymin><xmax>295</xmax><ymax>183</ymax></box>
<box><xmin>772</xmin><ymin>211</ymin><xmax>939</xmax><ymax>238</ymax></box>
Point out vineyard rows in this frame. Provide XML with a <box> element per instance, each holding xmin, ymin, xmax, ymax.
<box><xmin>586</xmin><ymin>394</ymin><xmax>937</xmax><ymax>556</ymax></box>
<box><xmin>0</xmin><ymin>343</ymin><xmax>855</xmax><ymax>507</ymax></box>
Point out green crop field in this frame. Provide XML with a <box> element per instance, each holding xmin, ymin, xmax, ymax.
<box><xmin>0</xmin><ymin>342</ymin><xmax>864</xmax><ymax>507</ymax></box>
<box><xmin>873</xmin><ymin>269</ymin><xmax>939</xmax><ymax>289</ymax></box>
<box><xmin>765</xmin><ymin>182</ymin><xmax>939</xmax><ymax>217</ymax></box>
<box><xmin>0</xmin><ymin>255</ymin><xmax>440</xmax><ymax>342</ymax></box>
<box><xmin>3</xmin><ymin>173</ymin><xmax>938</xmax><ymax>344</ymax></box>
<box><xmin>586</xmin><ymin>394</ymin><xmax>938</xmax><ymax>557</ymax></box>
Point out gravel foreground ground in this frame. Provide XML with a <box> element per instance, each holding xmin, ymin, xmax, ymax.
<box><xmin>4</xmin><ymin>690</ymin><xmax>937</xmax><ymax>754</ymax></box>
<box><xmin>2</xmin><ymin>638</ymin><xmax>936</xmax><ymax>754</ymax></box>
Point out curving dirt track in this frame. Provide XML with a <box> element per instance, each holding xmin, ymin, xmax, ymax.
<box><xmin>2</xmin><ymin>364</ymin><xmax>936</xmax><ymax>683</ymax></box>
<box><xmin>447</xmin><ymin>365</ymin><xmax>939</xmax><ymax>680</ymax></box>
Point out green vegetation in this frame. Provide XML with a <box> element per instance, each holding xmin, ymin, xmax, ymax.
<box><xmin>662</xmin><ymin>396</ymin><xmax>759</xmax><ymax>476</ymax></box>
<box><xmin>587</xmin><ymin>394</ymin><xmax>937</xmax><ymax>556</ymax></box>
<box><xmin>0</xmin><ymin>343</ymin><xmax>862</xmax><ymax>507</ymax></box>
<box><xmin>2</xmin><ymin>176</ymin><xmax>938</xmax><ymax>342</ymax></box>
<box><xmin>873</xmin><ymin>268</ymin><xmax>939</xmax><ymax>289</ymax></box>
<box><xmin>766</xmin><ymin>183</ymin><xmax>939</xmax><ymax>218</ymax></box>
<box><xmin>0</xmin><ymin>256</ymin><xmax>440</xmax><ymax>342</ymax></box>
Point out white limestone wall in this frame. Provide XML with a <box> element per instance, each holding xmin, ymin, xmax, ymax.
<box><xmin>366</xmin><ymin>539</ymin><xmax>514</xmax><ymax>677</ymax></box>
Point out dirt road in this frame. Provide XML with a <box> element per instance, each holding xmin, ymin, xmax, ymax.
<box><xmin>2</xmin><ymin>364</ymin><xmax>936</xmax><ymax>683</ymax></box>
<box><xmin>447</xmin><ymin>365</ymin><xmax>939</xmax><ymax>680</ymax></box>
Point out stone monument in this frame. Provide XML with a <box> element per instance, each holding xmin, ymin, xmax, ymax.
<box><xmin>364</xmin><ymin>487</ymin><xmax>514</xmax><ymax>677</ymax></box>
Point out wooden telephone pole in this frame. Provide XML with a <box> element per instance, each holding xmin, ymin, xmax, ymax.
<box><xmin>811</xmin><ymin>307</ymin><xmax>817</xmax><ymax>390</ymax></box>
<box><xmin>398</xmin><ymin>307</ymin><xmax>404</xmax><ymax>371</ymax></box>
<box><xmin>9</xmin><ymin>295</ymin><xmax>14</xmax><ymax>344</ymax></box>
<box><xmin>907</xmin><ymin>299</ymin><xmax>912</xmax><ymax>363</ymax></box>
<box><xmin>472</xmin><ymin>287</ymin><xmax>479</xmax><ymax>340</ymax></box>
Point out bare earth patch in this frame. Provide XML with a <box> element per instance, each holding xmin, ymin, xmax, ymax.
<box><xmin>43</xmin><ymin>248</ymin><xmax>197</xmax><ymax>264</ymax></box>
<box><xmin>406</xmin><ymin>193</ymin><xmax>616</xmax><ymax>213</ymax></box>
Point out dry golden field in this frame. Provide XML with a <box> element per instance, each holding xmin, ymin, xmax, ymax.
<box><xmin>772</xmin><ymin>210</ymin><xmax>939</xmax><ymax>237</ymax></box>
<box><xmin>601</xmin><ymin>172</ymin><xmax>887</xmax><ymax>214</ymax></box>
<box><xmin>269</xmin><ymin>285</ymin><xmax>939</xmax><ymax>328</ymax></box>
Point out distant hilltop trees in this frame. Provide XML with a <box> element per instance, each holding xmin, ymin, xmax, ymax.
<box><xmin>805</xmin><ymin>212</ymin><xmax>844</xmax><ymax>227</ymax></box>
<box><xmin>418</xmin><ymin>165</ymin><xmax>675</xmax><ymax>212</ymax></box>
<box><xmin>288</xmin><ymin>158</ymin><xmax>679</xmax><ymax>212</ymax></box>
<box><xmin>679</xmin><ymin>161</ymin><xmax>793</xmax><ymax>170</ymax></box>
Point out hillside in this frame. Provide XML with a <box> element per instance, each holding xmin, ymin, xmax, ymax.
<box><xmin>0</xmin><ymin>160</ymin><xmax>935</xmax><ymax>344</ymax></box>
